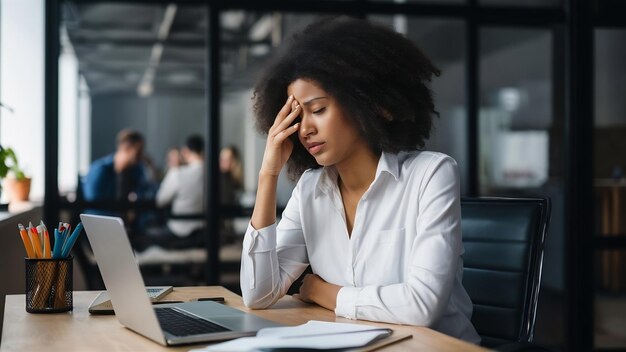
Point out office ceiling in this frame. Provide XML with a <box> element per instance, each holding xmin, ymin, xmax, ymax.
<box><xmin>62</xmin><ymin>3</ymin><xmax>274</xmax><ymax>97</ymax></box>
<box><xmin>62</xmin><ymin>3</ymin><xmax>546</xmax><ymax>98</ymax></box>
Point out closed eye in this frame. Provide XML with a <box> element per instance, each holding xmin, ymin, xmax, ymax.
<box><xmin>312</xmin><ymin>107</ymin><xmax>326</xmax><ymax>115</ymax></box>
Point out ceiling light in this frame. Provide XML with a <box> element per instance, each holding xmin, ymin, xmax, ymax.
<box><xmin>249</xmin><ymin>15</ymin><xmax>273</xmax><ymax>41</ymax></box>
<box><xmin>137</xmin><ymin>81</ymin><xmax>153</xmax><ymax>97</ymax></box>
<box><xmin>158</xmin><ymin>4</ymin><xmax>177</xmax><ymax>41</ymax></box>
<box><xmin>250</xmin><ymin>44</ymin><xmax>270</xmax><ymax>57</ymax></box>
<box><xmin>136</xmin><ymin>3</ymin><xmax>177</xmax><ymax>97</ymax></box>
<box><xmin>222</xmin><ymin>12</ymin><xmax>245</xmax><ymax>30</ymax></box>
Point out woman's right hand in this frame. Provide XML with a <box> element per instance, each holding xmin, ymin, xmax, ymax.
<box><xmin>259</xmin><ymin>95</ymin><xmax>301</xmax><ymax>177</ymax></box>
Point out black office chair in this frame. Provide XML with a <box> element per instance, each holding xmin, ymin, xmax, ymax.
<box><xmin>461</xmin><ymin>197</ymin><xmax>551</xmax><ymax>351</ymax></box>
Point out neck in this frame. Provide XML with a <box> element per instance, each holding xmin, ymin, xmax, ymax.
<box><xmin>335</xmin><ymin>145</ymin><xmax>379</xmax><ymax>193</ymax></box>
<box><xmin>186</xmin><ymin>154</ymin><xmax>203</xmax><ymax>163</ymax></box>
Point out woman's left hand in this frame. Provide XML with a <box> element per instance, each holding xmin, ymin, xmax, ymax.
<box><xmin>293</xmin><ymin>274</ymin><xmax>342</xmax><ymax>311</ymax></box>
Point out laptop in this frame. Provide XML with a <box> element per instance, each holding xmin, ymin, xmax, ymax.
<box><xmin>80</xmin><ymin>214</ymin><xmax>281</xmax><ymax>346</ymax></box>
<box><xmin>88</xmin><ymin>286</ymin><xmax>173</xmax><ymax>314</ymax></box>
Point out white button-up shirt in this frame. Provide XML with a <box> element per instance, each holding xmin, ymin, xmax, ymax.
<box><xmin>156</xmin><ymin>161</ymin><xmax>205</xmax><ymax>236</ymax></box>
<box><xmin>241</xmin><ymin>151</ymin><xmax>480</xmax><ymax>343</ymax></box>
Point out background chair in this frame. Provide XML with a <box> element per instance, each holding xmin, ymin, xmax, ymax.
<box><xmin>461</xmin><ymin>197</ymin><xmax>551</xmax><ymax>350</ymax></box>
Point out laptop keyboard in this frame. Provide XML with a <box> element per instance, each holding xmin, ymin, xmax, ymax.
<box><xmin>155</xmin><ymin>307</ymin><xmax>230</xmax><ymax>337</ymax></box>
<box><xmin>146</xmin><ymin>288</ymin><xmax>162</xmax><ymax>297</ymax></box>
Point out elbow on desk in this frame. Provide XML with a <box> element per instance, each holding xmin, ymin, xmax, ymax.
<box><xmin>241</xmin><ymin>292</ymin><xmax>274</xmax><ymax>310</ymax></box>
<box><xmin>399</xmin><ymin>310</ymin><xmax>439</xmax><ymax>327</ymax></box>
<box><xmin>388</xmin><ymin>290</ymin><xmax>447</xmax><ymax>327</ymax></box>
<box><xmin>376</xmin><ymin>306</ymin><xmax>441</xmax><ymax>328</ymax></box>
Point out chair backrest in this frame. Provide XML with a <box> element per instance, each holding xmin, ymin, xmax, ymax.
<box><xmin>461</xmin><ymin>197</ymin><xmax>550</xmax><ymax>348</ymax></box>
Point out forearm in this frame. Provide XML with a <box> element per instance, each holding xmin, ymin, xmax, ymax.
<box><xmin>297</xmin><ymin>274</ymin><xmax>342</xmax><ymax>311</ymax></box>
<box><xmin>250</xmin><ymin>172</ymin><xmax>278</xmax><ymax>229</ymax></box>
<box><xmin>335</xmin><ymin>276</ymin><xmax>452</xmax><ymax>326</ymax></box>
<box><xmin>240</xmin><ymin>227</ymin><xmax>282</xmax><ymax>308</ymax></box>
<box><xmin>312</xmin><ymin>281</ymin><xmax>342</xmax><ymax>311</ymax></box>
<box><xmin>241</xmin><ymin>224</ymin><xmax>310</xmax><ymax>309</ymax></box>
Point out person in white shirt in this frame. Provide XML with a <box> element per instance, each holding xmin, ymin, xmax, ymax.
<box><xmin>137</xmin><ymin>135</ymin><xmax>205</xmax><ymax>250</ymax></box>
<box><xmin>240</xmin><ymin>16</ymin><xmax>480</xmax><ymax>344</ymax></box>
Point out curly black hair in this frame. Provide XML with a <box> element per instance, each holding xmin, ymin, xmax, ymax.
<box><xmin>253</xmin><ymin>16</ymin><xmax>440</xmax><ymax>179</ymax></box>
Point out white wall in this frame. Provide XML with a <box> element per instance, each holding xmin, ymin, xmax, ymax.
<box><xmin>0</xmin><ymin>0</ymin><xmax>45</xmax><ymax>200</ymax></box>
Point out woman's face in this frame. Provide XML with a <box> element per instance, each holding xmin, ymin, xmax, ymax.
<box><xmin>287</xmin><ymin>78</ymin><xmax>367</xmax><ymax>167</ymax></box>
<box><xmin>219</xmin><ymin>149</ymin><xmax>234</xmax><ymax>173</ymax></box>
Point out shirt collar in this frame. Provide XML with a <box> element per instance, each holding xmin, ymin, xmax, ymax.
<box><xmin>375</xmin><ymin>151</ymin><xmax>401</xmax><ymax>182</ymax></box>
<box><xmin>314</xmin><ymin>151</ymin><xmax>401</xmax><ymax>198</ymax></box>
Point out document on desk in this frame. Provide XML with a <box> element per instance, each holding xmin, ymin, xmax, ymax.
<box><xmin>190</xmin><ymin>320</ymin><xmax>399</xmax><ymax>352</ymax></box>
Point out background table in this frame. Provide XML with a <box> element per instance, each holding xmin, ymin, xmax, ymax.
<box><xmin>1</xmin><ymin>286</ymin><xmax>488</xmax><ymax>351</ymax></box>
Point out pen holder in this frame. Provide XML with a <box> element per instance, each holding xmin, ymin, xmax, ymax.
<box><xmin>25</xmin><ymin>256</ymin><xmax>73</xmax><ymax>313</ymax></box>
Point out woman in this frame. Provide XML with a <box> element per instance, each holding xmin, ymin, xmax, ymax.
<box><xmin>240</xmin><ymin>16</ymin><xmax>480</xmax><ymax>343</ymax></box>
<box><xmin>219</xmin><ymin>145</ymin><xmax>244</xmax><ymax>206</ymax></box>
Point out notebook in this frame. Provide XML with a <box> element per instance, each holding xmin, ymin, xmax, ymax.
<box><xmin>80</xmin><ymin>214</ymin><xmax>281</xmax><ymax>346</ymax></box>
<box><xmin>190</xmin><ymin>321</ymin><xmax>412</xmax><ymax>352</ymax></box>
<box><xmin>88</xmin><ymin>286</ymin><xmax>173</xmax><ymax>314</ymax></box>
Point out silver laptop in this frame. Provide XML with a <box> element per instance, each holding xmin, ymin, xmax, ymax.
<box><xmin>80</xmin><ymin>214</ymin><xmax>281</xmax><ymax>346</ymax></box>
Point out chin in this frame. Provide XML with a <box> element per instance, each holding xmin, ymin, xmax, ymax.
<box><xmin>312</xmin><ymin>155</ymin><xmax>335</xmax><ymax>167</ymax></box>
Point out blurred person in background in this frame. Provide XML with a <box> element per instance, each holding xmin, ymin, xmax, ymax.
<box><xmin>83</xmin><ymin>129</ymin><xmax>151</xmax><ymax>203</ymax></box>
<box><xmin>219</xmin><ymin>145</ymin><xmax>244</xmax><ymax>206</ymax></box>
<box><xmin>134</xmin><ymin>135</ymin><xmax>206</xmax><ymax>251</ymax></box>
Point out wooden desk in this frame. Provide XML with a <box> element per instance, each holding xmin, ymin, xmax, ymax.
<box><xmin>1</xmin><ymin>286</ymin><xmax>487</xmax><ymax>352</ymax></box>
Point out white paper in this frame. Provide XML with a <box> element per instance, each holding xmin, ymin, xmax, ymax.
<box><xmin>189</xmin><ymin>321</ymin><xmax>392</xmax><ymax>352</ymax></box>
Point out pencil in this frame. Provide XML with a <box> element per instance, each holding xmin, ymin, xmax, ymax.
<box><xmin>18</xmin><ymin>224</ymin><xmax>36</xmax><ymax>258</ymax></box>
<box><xmin>28</xmin><ymin>223</ymin><xmax>43</xmax><ymax>259</ymax></box>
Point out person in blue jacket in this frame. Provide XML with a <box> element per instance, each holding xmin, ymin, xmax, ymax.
<box><xmin>83</xmin><ymin>129</ymin><xmax>151</xmax><ymax>203</ymax></box>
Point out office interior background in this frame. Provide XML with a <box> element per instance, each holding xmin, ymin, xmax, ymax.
<box><xmin>0</xmin><ymin>0</ymin><xmax>624</xmax><ymax>350</ymax></box>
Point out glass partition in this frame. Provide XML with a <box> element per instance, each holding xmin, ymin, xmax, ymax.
<box><xmin>59</xmin><ymin>2</ymin><xmax>208</xmax><ymax>287</ymax></box>
<box><xmin>369</xmin><ymin>15</ymin><xmax>469</xmax><ymax>194</ymax></box>
<box><xmin>594</xmin><ymin>28</ymin><xmax>626</xmax><ymax>349</ymax></box>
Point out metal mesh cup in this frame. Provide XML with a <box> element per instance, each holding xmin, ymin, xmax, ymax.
<box><xmin>25</xmin><ymin>256</ymin><xmax>73</xmax><ymax>313</ymax></box>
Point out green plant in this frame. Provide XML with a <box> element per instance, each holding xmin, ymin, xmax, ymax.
<box><xmin>0</xmin><ymin>146</ymin><xmax>26</xmax><ymax>180</ymax></box>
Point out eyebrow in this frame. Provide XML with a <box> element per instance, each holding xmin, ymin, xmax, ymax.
<box><xmin>302</xmin><ymin>97</ymin><xmax>328</xmax><ymax>106</ymax></box>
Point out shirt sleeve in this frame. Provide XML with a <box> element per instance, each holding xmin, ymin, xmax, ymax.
<box><xmin>240</xmin><ymin>180</ymin><xmax>310</xmax><ymax>309</ymax></box>
<box><xmin>335</xmin><ymin>157</ymin><xmax>462</xmax><ymax>327</ymax></box>
<box><xmin>156</xmin><ymin>168</ymin><xmax>179</xmax><ymax>207</ymax></box>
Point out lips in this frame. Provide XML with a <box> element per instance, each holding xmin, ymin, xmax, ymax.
<box><xmin>306</xmin><ymin>142</ymin><xmax>325</xmax><ymax>155</ymax></box>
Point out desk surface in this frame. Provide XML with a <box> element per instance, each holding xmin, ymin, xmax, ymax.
<box><xmin>1</xmin><ymin>286</ymin><xmax>487</xmax><ymax>352</ymax></box>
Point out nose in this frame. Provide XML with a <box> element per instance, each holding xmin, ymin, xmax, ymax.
<box><xmin>299</xmin><ymin>113</ymin><xmax>316</xmax><ymax>139</ymax></box>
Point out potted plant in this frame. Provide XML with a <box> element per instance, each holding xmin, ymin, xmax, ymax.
<box><xmin>0</xmin><ymin>146</ymin><xmax>30</xmax><ymax>202</ymax></box>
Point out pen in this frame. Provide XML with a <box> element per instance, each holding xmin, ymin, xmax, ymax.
<box><xmin>193</xmin><ymin>297</ymin><xmax>225</xmax><ymax>303</ymax></box>
<box><xmin>61</xmin><ymin>222</ymin><xmax>83</xmax><ymax>258</ymax></box>
<box><xmin>152</xmin><ymin>300</ymin><xmax>184</xmax><ymax>305</ymax></box>
<box><xmin>62</xmin><ymin>223</ymin><xmax>70</xmax><ymax>239</ymax></box>
<box><xmin>18</xmin><ymin>224</ymin><xmax>36</xmax><ymax>258</ymax></box>
<box><xmin>52</xmin><ymin>228</ymin><xmax>62</xmax><ymax>259</ymax></box>
<box><xmin>58</xmin><ymin>225</ymin><xmax>66</xmax><ymax>255</ymax></box>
